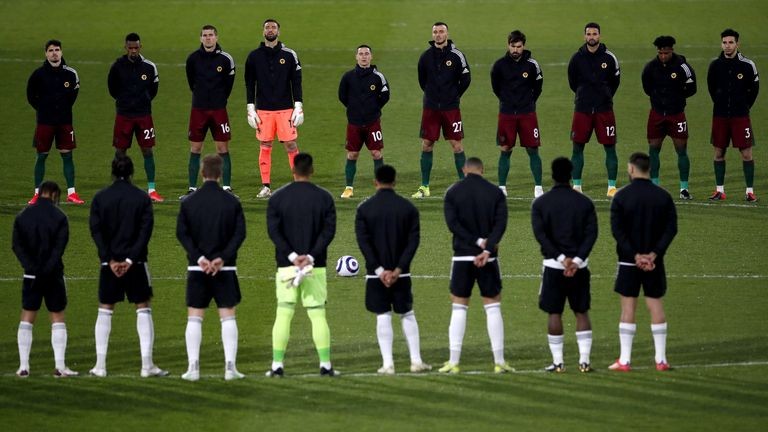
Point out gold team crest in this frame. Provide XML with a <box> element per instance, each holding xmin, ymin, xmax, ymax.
<box><xmin>64</xmin><ymin>82</ymin><xmax>70</xmax><ymax>88</ymax></box>
<box><xmin>141</xmin><ymin>74</ymin><xmax>148</xmax><ymax>80</ymax></box>
<box><xmin>522</xmin><ymin>72</ymin><xmax>529</xmax><ymax>78</ymax></box>
<box><xmin>671</xmin><ymin>73</ymin><xmax>677</xmax><ymax>79</ymax></box>
<box><xmin>601</xmin><ymin>62</ymin><xmax>607</xmax><ymax>69</ymax></box>
<box><xmin>280</xmin><ymin>58</ymin><xmax>286</xmax><ymax>65</ymax></box>
<box><xmin>370</xmin><ymin>84</ymin><xmax>376</xmax><ymax>91</ymax></box>
<box><xmin>737</xmin><ymin>73</ymin><xmax>744</xmax><ymax>79</ymax></box>
<box><xmin>217</xmin><ymin>66</ymin><xmax>223</xmax><ymax>72</ymax></box>
<box><xmin>446</xmin><ymin>60</ymin><xmax>452</xmax><ymax>67</ymax></box>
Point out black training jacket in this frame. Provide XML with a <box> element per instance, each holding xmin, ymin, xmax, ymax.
<box><xmin>90</xmin><ymin>179</ymin><xmax>154</xmax><ymax>263</ymax></box>
<box><xmin>186</xmin><ymin>44</ymin><xmax>235</xmax><ymax>109</ymax></box>
<box><xmin>490</xmin><ymin>50</ymin><xmax>543</xmax><ymax>114</ymax></box>
<box><xmin>108</xmin><ymin>54</ymin><xmax>159</xmax><ymax>116</ymax></box>
<box><xmin>12</xmin><ymin>198</ymin><xmax>69</xmax><ymax>276</ymax></box>
<box><xmin>244</xmin><ymin>42</ymin><xmax>302</xmax><ymax>110</ymax></box>
<box><xmin>339</xmin><ymin>65</ymin><xmax>390</xmax><ymax>125</ymax></box>
<box><xmin>567</xmin><ymin>43</ymin><xmax>620</xmax><ymax>113</ymax></box>
<box><xmin>418</xmin><ymin>40</ymin><xmax>471</xmax><ymax>110</ymax></box>
<box><xmin>27</xmin><ymin>59</ymin><xmax>79</xmax><ymax>125</ymax></box>
<box><xmin>531</xmin><ymin>184</ymin><xmax>598</xmax><ymax>261</ymax></box>
<box><xmin>707</xmin><ymin>52</ymin><xmax>759</xmax><ymax>117</ymax></box>
<box><xmin>444</xmin><ymin>174</ymin><xmax>507</xmax><ymax>257</ymax></box>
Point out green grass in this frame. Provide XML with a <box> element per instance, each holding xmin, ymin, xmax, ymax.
<box><xmin>1</xmin><ymin>1</ymin><xmax>768</xmax><ymax>431</ymax></box>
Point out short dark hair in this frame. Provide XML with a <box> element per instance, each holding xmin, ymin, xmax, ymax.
<box><xmin>201</xmin><ymin>154</ymin><xmax>222</xmax><ymax>179</ymax></box>
<box><xmin>201</xmin><ymin>24</ymin><xmax>218</xmax><ymax>35</ymax></box>
<box><xmin>653</xmin><ymin>35</ymin><xmax>676</xmax><ymax>49</ymax></box>
<box><xmin>465</xmin><ymin>157</ymin><xmax>484</xmax><ymax>171</ymax></box>
<box><xmin>584</xmin><ymin>22</ymin><xmax>600</xmax><ymax>33</ymax></box>
<box><xmin>551</xmin><ymin>157</ymin><xmax>573</xmax><ymax>184</ymax></box>
<box><xmin>721</xmin><ymin>28</ymin><xmax>739</xmax><ymax>41</ymax></box>
<box><xmin>45</xmin><ymin>39</ymin><xmax>62</xmax><ymax>51</ymax></box>
<box><xmin>112</xmin><ymin>155</ymin><xmax>134</xmax><ymax>179</ymax></box>
<box><xmin>293</xmin><ymin>153</ymin><xmax>314</xmax><ymax>177</ymax></box>
<box><xmin>357</xmin><ymin>44</ymin><xmax>372</xmax><ymax>52</ymax></box>
<box><xmin>508</xmin><ymin>30</ymin><xmax>526</xmax><ymax>45</ymax></box>
<box><xmin>125</xmin><ymin>32</ymin><xmax>141</xmax><ymax>43</ymax></box>
<box><xmin>629</xmin><ymin>152</ymin><xmax>651</xmax><ymax>173</ymax></box>
<box><xmin>264</xmin><ymin>18</ymin><xmax>280</xmax><ymax>28</ymax></box>
<box><xmin>38</xmin><ymin>180</ymin><xmax>61</xmax><ymax>203</ymax></box>
<box><xmin>433</xmin><ymin>21</ymin><xmax>448</xmax><ymax>30</ymax></box>
<box><xmin>375</xmin><ymin>164</ymin><xmax>396</xmax><ymax>184</ymax></box>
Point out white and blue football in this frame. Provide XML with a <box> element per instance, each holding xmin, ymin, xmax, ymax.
<box><xmin>336</xmin><ymin>255</ymin><xmax>359</xmax><ymax>277</ymax></box>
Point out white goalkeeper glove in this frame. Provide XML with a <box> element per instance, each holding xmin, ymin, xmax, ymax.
<box><xmin>246</xmin><ymin>103</ymin><xmax>260</xmax><ymax>129</ymax></box>
<box><xmin>290</xmin><ymin>101</ymin><xmax>304</xmax><ymax>127</ymax></box>
<box><xmin>291</xmin><ymin>265</ymin><xmax>313</xmax><ymax>287</ymax></box>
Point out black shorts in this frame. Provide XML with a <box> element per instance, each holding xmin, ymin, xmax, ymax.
<box><xmin>186</xmin><ymin>270</ymin><xmax>241</xmax><ymax>309</ymax></box>
<box><xmin>22</xmin><ymin>273</ymin><xmax>67</xmax><ymax>312</ymax></box>
<box><xmin>98</xmin><ymin>263</ymin><xmax>153</xmax><ymax>305</ymax></box>
<box><xmin>449</xmin><ymin>259</ymin><xmax>502</xmax><ymax>298</ymax></box>
<box><xmin>538</xmin><ymin>266</ymin><xmax>591</xmax><ymax>314</ymax></box>
<box><xmin>365</xmin><ymin>276</ymin><xmax>413</xmax><ymax>314</ymax></box>
<box><xmin>614</xmin><ymin>262</ymin><xmax>667</xmax><ymax>298</ymax></box>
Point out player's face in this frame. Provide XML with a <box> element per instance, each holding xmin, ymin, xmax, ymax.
<box><xmin>584</xmin><ymin>28</ymin><xmax>600</xmax><ymax>47</ymax></box>
<box><xmin>721</xmin><ymin>36</ymin><xmax>738</xmax><ymax>58</ymax></box>
<box><xmin>657</xmin><ymin>47</ymin><xmax>674</xmax><ymax>64</ymax></box>
<box><xmin>125</xmin><ymin>41</ymin><xmax>142</xmax><ymax>60</ymax></box>
<box><xmin>264</xmin><ymin>22</ymin><xmax>280</xmax><ymax>42</ymax></box>
<box><xmin>45</xmin><ymin>45</ymin><xmax>62</xmax><ymax>65</ymax></box>
<box><xmin>356</xmin><ymin>47</ymin><xmax>372</xmax><ymax>68</ymax></box>
<box><xmin>508</xmin><ymin>41</ymin><xmax>525</xmax><ymax>59</ymax></box>
<box><xmin>432</xmin><ymin>25</ymin><xmax>448</xmax><ymax>46</ymax></box>
<box><xmin>200</xmin><ymin>29</ymin><xmax>218</xmax><ymax>50</ymax></box>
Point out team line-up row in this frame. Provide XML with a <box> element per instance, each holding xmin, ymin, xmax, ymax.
<box><xmin>13</xmin><ymin>149</ymin><xmax>676</xmax><ymax>378</ymax></box>
<box><xmin>25</xmin><ymin>21</ymin><xmax>759</xmax><ymax>206</ymax></box>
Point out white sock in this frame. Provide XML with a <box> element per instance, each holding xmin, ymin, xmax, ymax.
<box><xmin>619</xmin><ymin>322</ymin><xmax>636</xmax><ymax>365</ymax></box>
<box><xmin>548</xmin><ymin>334</ymin><xmax>564</xmax><ymax>365</ymax></box>
<box><xmin>716</xmin><ymin>185</ymin><xmax>725</xmax><ymax>193</ymax></box>
<box><xmin>448</xmin><ymin>304</ymin><xmax>468</xmax><ymax>365</ymax></box>
<box><xmin>376</xmin><ymin>312</ymin><xmax>394</xmax><ymax>368</ymax></box>
<box><xmin>651</xmin><ymin>322</ymin><xmax>668</xmax><ymax>364</ymax></box>
<box><xmin>67</xmin><ymin>187</ymin><xmax>75</xmax><ymax>195</ymax></box>
<box><xmin>484</xmin><ymin>303</ymin><xmax>505</xmax><ymax>364</ymax></box>
<box><xmin>320</xmin><ymin>361</ymin><xmax>332</xmax><ymax>370</ymax></box>
<box><xmin>271</xmin><ymin>361</ymin><xmax>284</xmax><ymax>371</ymax></box>
<box><xmin>400</xmin><ymin>311</ymin><xmax>423</xmax><ymax>364</ymax></box>
<box><xmin>136</xmin><ymin>308</ymin><xmax>154</xmax><ymax>369</ymax></box>
<box><xmin>94</xmin><ymin>308</ymin><xmax>113</xmax><ymax>370</ymax></box>
<box><xmin>221</xmin><ymin>316</ymin><xmax>238</xmax><ymax>368</ymax></box>
<box><xmin>52</xmin><ymin>322</ymin><xmax>67</xmax><ymax>370</ymax></box>
<box><xmin>746</xmin><ymin>187</ymin><xmax>754</xmax><ymax>194</ymax></box>
<box><xmin>185</xmin><ymin>316</ymin><xmax>203</xmax><ymax>370</ymax></box>
<box><xmin>18</xmin><ymin>321</ymin><xmax>33</xmax><ymax>370</ymax></box>
<box><xmin>576</xmin><ymin>330</ymin><xmax>593</xmax><ymax>364</ymax></box>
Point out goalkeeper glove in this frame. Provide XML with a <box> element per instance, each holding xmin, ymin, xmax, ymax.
<box><xmin>290</xmin><ymin>101</ymin><xmax>304</xmax><ymax>127</ymax></box>
<box><xmin>291</xmin><ymin>265</ymin><xmax>313</xmax><ymax>287</ymax></box>
<box><xmin>246</xmin><ymin>103</ymin><xmax>260</xmax><ymax>129</ymax></box>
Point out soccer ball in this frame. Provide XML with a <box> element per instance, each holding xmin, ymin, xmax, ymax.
<box><xmin>336</xmin><ymin>255</ymin><xmax>359</xmax><ymax>277</ymax></box>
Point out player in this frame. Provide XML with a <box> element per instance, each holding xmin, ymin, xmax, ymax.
<box><xmin>338</xmin><ymin>45</ymin><xmax>390</xmax><ymax>198</ymax></box>
<box><xmin>609</xmin><ymin>152</ymin><xmax>677</xmax><ymax>372</ymax></box>
<box><xmin>531</xmin><ymin>157</ymin><xmax>598</xmax><ymax>373</ymax></box>
<box><xmin>177</xmin><ymin>154</ymin><xmax>247</xmax><ymax>381</ymax></box>
<box><xmin>440</xmin><ymin>157</ymin><xmax>512</xmax><ymax>374</ymax></box>
<box><xmin>26</xmin><ymin>40</ymin><xmax>84</xmax><ymax>205</ymax></box>
<box><xmin>13</xmin><ymin>181</ymin><xmax>77</xmax><ymax>377</ymax></box>
<box><xmin>567</xmin><ymin>22</ymin><xmax>621</xmax><ymax>197</ymax></box>
<box><xmin>707</xmin><ymin>28</ymin><xmax>760</xmax><ymax>202</ymax></box>
<box><xmin>88</xmin><ymin>155</ymin><xmax>167</xmax><ymax>378</ymax></box>
<box><xmin>412</xmin><ymin>22</ymin><xmax>471</xmax><ymax>199</ymax></box>
<box><xmin>244</xmin><ymin>19</ymin><xmax>304</xmax><ymax>199</ymax></box>
<box><xmin>266</xmin><ymin>153</ymin><xmax>338</xmax><ymax>377</ymax></box>
<box><xmin>108</xmin><ymin>32</ymin><xmax>164</xmax><ymax>202</ymax></box>
<box><xmin>355</xmin><ymin>165</ymin><xmax>431</xmax><ymax>374</ymax></box>
<box><xmin>490</xmin><ymin>30</ymin><xmax>544</xmax><ymax>198</ymax></box>
<box><xmin>642</xmin><ymin>36</ymin><xmax>697</xmax><ymax>199</ymax></box>
<box><xmin>183</xmin><ymin>25</ymin><xmax>237</xmax><ymax>199</ymax></box>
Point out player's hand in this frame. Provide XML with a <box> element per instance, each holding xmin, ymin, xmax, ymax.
<box><xmin>246</xmin><ymin>103</ymin><xmax>260</xmax><ymax>129</ymax></box>
<box><xmin>293</xmin><ymin>254</ymin><xmax>311</xmax><ymax>269</ymax></box>
<box><xmin>109</xmin><ymin>259</ymin><xmax>127</xmax><ymax>278</ymax></box>
<box><xmin>379</xmin><ymin>270</ymin><xmax>393</xmax><ymax>287</ymax></box>
<box><xmin>208</xmin><ymin>257</ymin><xmax>224</xmax><ymax>276</ymax></box>
<box><xmin>474</xmin><ymin>251</ymin><xmax>490</xmax><ymax>268</ymax></box>
<box><xmin>290</xmin><ymin>101</ymin><xmax>304</xmax><ymax>127</ymax></box>
<box><xmin>562</xmin><ymin>257</ymin><xmax>578</xmax><ymax>277</ymax></box>
<box><xmin>198</xmin><ymin>257</ymin><xmax>212</xmax><ymax>274</ymax></box>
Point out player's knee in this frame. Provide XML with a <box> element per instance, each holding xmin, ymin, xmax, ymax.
<box><xmin>347</xmin><ymin>151</ymin><xmax>360</xmax><ymax>160</ymax></box>
<box><xmin>370</xmin><ymin>150</ymin><xmax>381</xmax><ymax>160</ymax></box>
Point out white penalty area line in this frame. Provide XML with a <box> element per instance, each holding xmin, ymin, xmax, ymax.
<box><xmin>4</xmin><ymin>360</ymin><xmax>767</xmax><ymax>379</ymax></box>
<box><xmin>0</xmin><ymin>273</ymin><xmax>766</xmax><ymax>282</ymax></box>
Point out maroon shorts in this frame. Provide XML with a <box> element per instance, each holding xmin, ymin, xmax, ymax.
<box><xmin>346</xmin><ymin>119</ymin><xmax>384</xmax><ymax>152</ymax></box>
<box><xmin>188</xmin><ymin>108</ymin><xmax>231</xmax><ymax>142</ymax></box>
<box><xmin>420</xmin><ymin>108</ymin><xmax>464</xmax><ymax>142</ymax></box>
<box><xmin>711</xmin><ymin>116</ymin><xmax>754</xmax><ymax>149</ymax></box>
<box><xmin>113</xmin><ymin>114</ymin><xmax>156</xmax><ymax>149</ymax></box>
<box><xmin>571</xmin><ymin>111</ymin><xmax>617</xmax><ymax>145</ymax></box>
<box><xmin>647</xmin><ymin>110</ymin><xmax>688</xmax><ymax>140</ymax></box>
<box><xmin>497</xmin><ymin>112</ymin><xmax>541</xmax><ymax>148</ymax></box>
<box><xmin>33</xmin><ymin>124</ymin><xmax>76</xmax><ymax>152</ymax></box>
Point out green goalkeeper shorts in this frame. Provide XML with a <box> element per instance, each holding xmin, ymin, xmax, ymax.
<box><xmin>275</xmin><ymin>267</ymin><xmax>327</xmax><ymax>307</ymax></box>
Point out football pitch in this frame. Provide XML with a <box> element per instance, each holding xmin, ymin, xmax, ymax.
<box><xmin>1</xmin><ymin>0</ymin><xmax>767</xmax><ymax>430</ymax></box>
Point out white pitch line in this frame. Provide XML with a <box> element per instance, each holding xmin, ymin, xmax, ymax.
<box><xmin>4</xmin><ymin>360</ymin><xmax>767</xmax><ymax>379</ymax></box>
